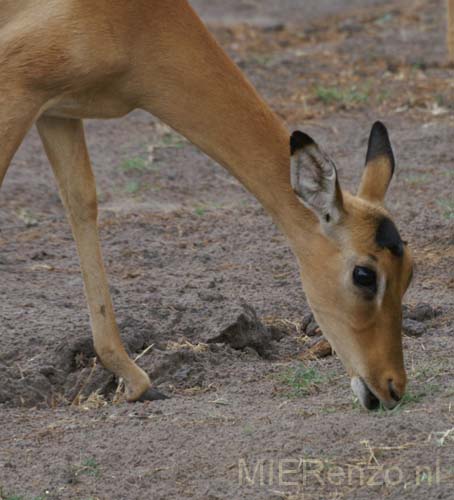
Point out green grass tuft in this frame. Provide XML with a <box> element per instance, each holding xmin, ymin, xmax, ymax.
<box><xmin>119</xmin><ymin>156</ymin><xmax>151</xmax><ymax>172</ymax></box>
<box><xmin>194</xmin><ymin>207</ymin><xmax>206</xmax><ymax>216</ymax></box>
<box><xmin>158</xmin><ymin>132</ymin><xmax>186</xmax><ymax>149</ymax></box>
<box><xmin>278</xmin><ymin>364</ymin><xmax>327</xmax><ymax>397</ymax></box>
<box><xmin>437</xmin><ymin>199</ymin><xmax>454</xmax><ymax>219</ymax></box>
<box><xmin>405</xmin><ymin>174</ymin><xmax>429</xmax><ymax>185</ymax></box>
<box><xmin>124</xmin><ymin>180</ymin><xmax>141</xmax><ymax>194</ymax></box>
<box><xmin>77</xmin><ymin>457</ymin><xmax>101</xmax><ymax>478</ymax></box>
<box><xmin>315</xmin><ymin>84</ymin><xmax>370</xmax><ymax>106</ymax></box>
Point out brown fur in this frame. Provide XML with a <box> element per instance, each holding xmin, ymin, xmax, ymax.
<box><xmin>0</xmin><ymin>0</ymin><xmax>412</xmax><ymax>406</ymax></box>
<box><xmin>448</xmin><ymin>0</ymin><xmax>454</xmax><ymax>61</ymax></box>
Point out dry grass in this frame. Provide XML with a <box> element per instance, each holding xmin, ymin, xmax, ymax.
<box><xmin>165</xmin><ymin>339</ymin><xmax>209</xmax><ymax>352</ymax></box>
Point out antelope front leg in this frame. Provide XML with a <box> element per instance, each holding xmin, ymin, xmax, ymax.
<box><xmin>36</xmin><ymin>116</ymin><xmax>163</xmax><ymax>402</ymax></box>
<box><xmin>0</xmin><ymin>98</ymin><xmax>42</xmax><ymax>187</ymax></box>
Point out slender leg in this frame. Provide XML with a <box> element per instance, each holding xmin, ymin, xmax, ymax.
<box><xmin>36</xmin><ymin>115</ymin><xmax>161</xmax><ymax>401</ymax></box>
<box><xmin>0</xmin><ymin>99</ymin><xmax>40</xmax><ymax>187</ymax></box>
<box><xmin>448</xmin><ymin>0</ymin><xmax>454</xmax><ymax>61</ymax></box>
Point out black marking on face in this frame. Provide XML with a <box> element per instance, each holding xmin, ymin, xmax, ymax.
<box><xmin>365</xmin><ymin>121</ymin><xmax>395</xmax><ymax>174</ymax></box>
<box><xmin>376</xmin><ymin>217</ymin><xmax>404</xmax><ymax>257</ymax></box>
<box><xmin>290</xmin><ymin>130</ymin><xmax>315</xmax><ymax>155</ymax></box>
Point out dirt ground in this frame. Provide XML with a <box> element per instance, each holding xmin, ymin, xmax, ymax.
<box><xmin>0</xmin><ymin>0</ymin><xmax>453</xmax><ymax>499</ymax></box>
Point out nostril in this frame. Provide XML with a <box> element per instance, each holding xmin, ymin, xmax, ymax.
<box><xmin>388</xmin><ymin>379</ymin><xmax>401</xmax><ymax>402</ymax></box>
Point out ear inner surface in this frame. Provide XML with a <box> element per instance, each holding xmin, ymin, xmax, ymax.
<box><xmin>290</xmin><ymin>130</ymin><xmax>343</xmax><ymax>224</ymax></box>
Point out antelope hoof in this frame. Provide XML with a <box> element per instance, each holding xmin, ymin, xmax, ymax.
<box><xmin>137</xmin><ymin>387</ymin><xmax>169</xmax><ymax>402</ymax></box>
<box><xmin>124</xmin><ymin>366</ymin><xmax>168</xmax><ymax>402</ymax></box>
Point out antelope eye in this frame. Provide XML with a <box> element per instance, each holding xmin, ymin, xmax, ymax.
<box><xmin>353</xmin><ymin>266</ymin><xmax>377</xmax><ymax>293</ymax></box>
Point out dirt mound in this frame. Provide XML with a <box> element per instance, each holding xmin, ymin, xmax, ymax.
<box><xmin>0</xmin><ymin>301</ymin><xmax>290</xmax><ymax>407</ymax></box>
<box><xmin>0</xmin><ymin>301</ymin><xmax>442</xmax><ymax>407</ymax></box>
<box><xmin>206</xmin><ymin>302</ymin><xmax>285</xmax><ymax>358</ymax></box>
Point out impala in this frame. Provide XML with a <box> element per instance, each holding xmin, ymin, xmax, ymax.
<box><xmin>0</xmin><ymin>0</ymin><xmax>413</xmax><ymax>410</ymax></box>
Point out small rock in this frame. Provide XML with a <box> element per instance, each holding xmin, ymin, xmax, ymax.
<box><xmin>208</xmin><ymin>343</ymin><xmax>222</xmax><ymax>353</ymax></box>
<box><xmin>31</xmin><ymin>250</ymin><xmax>53</xmax><ymax>261</ymax></box>
<box><xmin>207</xmin><ymin>303</ymin><xmax>275</xmax><ymax>358</ymax></box>
<box><xmin>302</xmin><ymin>313</ymin><xmax>321</xmax><ymax>336</ymax></box>
<box><xmin>403</xmin><ymin>318</ymin><xmax>426</xmax><ymax>337</ymax></box>
<box><xmin>403</xmin><ymin>303</ymin><xmax>440</xmax><ymax>322</ymax></box>
<box><xmin>262</xmin><ymin>22</ymin><xmax>285</xmax><ymax>33</ymax></box>
<box><xmin>301</xmin><ymin>313</ymin><xmax>313</xmax><ymax>331</ymax></box>
<box><xmin>339</xmin><ymin>20</ymin><xmax>363</xmax><ymax>34</ymax></box>
<box><xmin>198</xmin><ymin>291</ymin><xmax>225</xmax><ymax>302</ymax></box>
<box><xmin>174</xmin><ymin>366</ymin><xmax>191</xmax><ymax>381</ymax></box>
<box><xmin>386</xmin><ymin>61</ymin><xmax>399</xmax><ymax>74</ymax></box>
<box><xmin>300</xmin><ymin>339</ymin><xmax>332</xmax><ymax>360</ymax></box>
<box><xmin>243</xmin><ymin>346</ymin><xmax>260</xmax><ymax>358</ymax></box>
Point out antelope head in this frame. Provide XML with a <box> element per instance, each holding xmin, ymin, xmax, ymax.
<box><xmin>290</xmin><ymin>122</ymin><xmax>413</xmax><ymax>410</ymax></box>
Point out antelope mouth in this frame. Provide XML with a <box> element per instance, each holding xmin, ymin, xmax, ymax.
<box><xmin>351</xmin><ymin>377</ymin><xmax>381</xmax><ymax>411</ymax></box>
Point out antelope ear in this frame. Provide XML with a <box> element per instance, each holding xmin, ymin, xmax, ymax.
<box><xmin>290</xmin><ymin>130</ymin><xmax>343</xmax><ymax>225</ymax></box>
<box><xmin>357</xmin><ymin>121</ymin><xmax>395</xmax><ymax>203</ymax></box>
